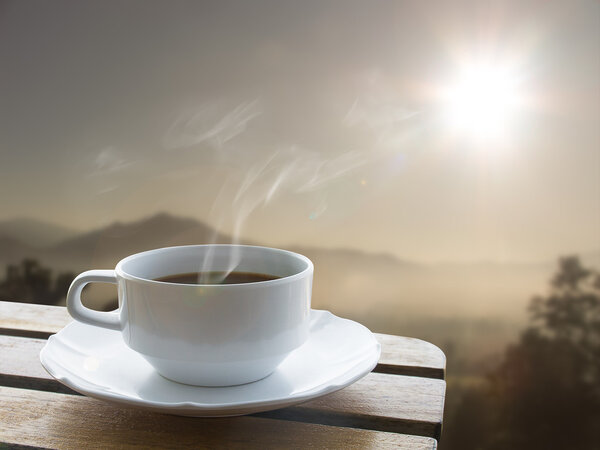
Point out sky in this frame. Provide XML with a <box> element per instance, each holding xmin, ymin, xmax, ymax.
<box><xmin>1</xmin><ymin>0</ymin><xmax>598</xmax><ymax>263</ymax></box>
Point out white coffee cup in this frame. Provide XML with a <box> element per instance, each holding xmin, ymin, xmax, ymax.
<box><xmin>66</xmin><ymin>245</ymin><xmax>313</xmax><ymax>386</ymax></box>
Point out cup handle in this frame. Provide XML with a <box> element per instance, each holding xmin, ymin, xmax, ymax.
<box><xmin>66</xmin><ymin>270</ymin><xmax>121</xmax><ymax>331</ymax></box>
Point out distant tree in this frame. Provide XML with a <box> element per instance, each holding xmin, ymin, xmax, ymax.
<box><xmin>0</xmin><ymin>259</ymin><xmax>75</xmax><ymax>305</ymax></box>
<box><xmin>53</xmin><ymin>271</ymin><xmax>77</xmax><ymax>304</ymax></box>
<box><xmin>442</xmin><ymin>256</ymin><xmax>600</xmax><ymax>450</ymax></box>
<box><xmin>487</xmin><ymin>256</ymin><xmax>600</xmax><ymax>449</ymax></box>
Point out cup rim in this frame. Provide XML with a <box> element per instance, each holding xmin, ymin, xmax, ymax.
<box><xmin>115</xmin><ymin>244</ymin><xmax>313</xmax><ymax>287</ymax></box>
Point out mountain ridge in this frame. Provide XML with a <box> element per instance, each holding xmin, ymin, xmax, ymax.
<box><xmin>0</xmin><ymin>212</ymin><xmax>598</xmax><ymax>323</ymax></box>
<box><xmin>1</xmin><ymin>212</ymin><xmax>598</xmax><ymax>269</ymax></box>
<box><xmin>0</xmin><ymin>217</ymin><xmax>78</xmax><ymax>248</ymax></box>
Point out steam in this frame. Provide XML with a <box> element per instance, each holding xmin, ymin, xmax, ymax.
<box><xmin>344</xmin><ymin>95</ymin><xmax>420</xmax><ymax>148</ymax></box>
<box><xmin>196</xmin><ymin>145</ymin><xmax>368</xmax><ymax>281</ymax></box>
<box><xmin>93</xmin><ymin>146</ymin><xmax>132</xmax><ymax>173</ymax></box>
<box><xmin>163</xmin><ymin>100</ymin><xmax>262</xmax><ymax>150</ymax></box>
<box><xmin>164</xmin><ymin>94</ymin><xmax>418</xmax><ymax>283</ymax></box>
<box><xmin>88</xmin><ymin>146</ymin><xmax>134</xmax><ymax>195</ymax></box>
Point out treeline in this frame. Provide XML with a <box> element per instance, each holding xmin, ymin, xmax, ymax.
<box><xmin>0</xmin><ymin>259</ymin><xmax>75</xmax><ymax>305</ymax></box>
<box><xmin>442</xmin><ymin>256</ymin><xmax>600</xmax><ymax>449</ymax></box>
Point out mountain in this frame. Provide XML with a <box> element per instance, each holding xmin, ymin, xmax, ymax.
<box><xmin>0</xmin><ymin>236</ymin><xmax>37</xmax><ymax>267</ymax></box>
<box><xmin>50</xmin><ymin>212</ymin><xmax>236</xmax><ymax>269</ymax></box>
<box><xmin>0</xmin><ymin>217</ymin><xmax>78</xmax><ymax>248</ymax></box>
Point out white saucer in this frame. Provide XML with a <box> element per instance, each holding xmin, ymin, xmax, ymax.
<box><xmin>40</xmin><ymin>310</ymin><xmax>381</xmax><ymax>416</ymax></box>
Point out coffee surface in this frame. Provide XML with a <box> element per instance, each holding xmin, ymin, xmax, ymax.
<box><xmin>155</xmin><ymin>271</ymin><xmax>280</xmax><ymax>285</ymax></box>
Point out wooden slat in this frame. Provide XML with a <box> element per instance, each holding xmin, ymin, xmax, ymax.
<box><xmin>0</xmin><ymin>334</ymin><xmax>445</xmax><ymax>439</ymax></box>
<box><xmin>259</xmin><ymin>373</ymin><xmax>445</xmax><ymax>439</ymax></box>
<box><xmin>0</xmin><ymin>301</ymin><xmax>446</xmax><ymax>378</ymax></box>
<box><xmin>0</xmin><ymin>386</ymin><xmax>436</xmax><ymax>449</ymax></box>
<box><xmin>0</xmin><ymin>301</ymin><xmax>71</xmax><ymax>339</ymax></box>
<box><xmin>375</xmin><ymin>334</ymin><xmax>445</xmax><ymax>379</ymax></box>
<box><xmin>0</xmin><ymin>335</ymin><xmax>75</xmax><ymax>394</ymax></box>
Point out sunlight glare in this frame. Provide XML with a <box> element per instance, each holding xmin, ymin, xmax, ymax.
<box><xmin>444</xmin><ymin>64</ymin><xmax>519</xmax><ymax>142</ymax></box>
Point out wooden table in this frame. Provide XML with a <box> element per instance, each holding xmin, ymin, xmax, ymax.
<box><xmin>0</xmin><ymin>300</ymin><xmax>446</xmax><ymax>449</ymax></box>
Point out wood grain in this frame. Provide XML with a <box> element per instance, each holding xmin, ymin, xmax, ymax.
<box><xmin>0</xmin><ymin>301</ymin><xmax>446</xmax><ymax>378</ymax></box>
<box><xmin>0</xmin><ymin>301</ymin><xmax>71</xmax><ymax>339</ymax></box>
<box><xmin>0</xmin><ymin>334</ymin><xmax>445</xmax><ymax>439</ymax></box>
<box><xmin>376</xmin><ymin>334</ymin><xmax>445</xmax><ymax>379</ymax></box>
<box><xmin>0</xmin><ymin>386</ymin><xmax>436</xmax><ymax>449</ymax></box>
<box><xmin>0</xmin><ymin>335</ymin><xmax>75</xmax><ymax>394</ymax></box>
<box><xmin>260</xmin><ymin>373</ymin><xmax>445</xmax><ymax>439</ymax></box>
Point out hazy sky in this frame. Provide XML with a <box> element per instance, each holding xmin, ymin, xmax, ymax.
<box><xmin>1</xmin><ymin>0</ymin><xmax>598</xmax><ymax>262</ymax></box>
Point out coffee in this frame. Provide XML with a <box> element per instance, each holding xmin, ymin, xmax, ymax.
<box><xmin>155</xmin><ymin>271</ymin><xmax>280</xmax><ymax>285</ymax></box>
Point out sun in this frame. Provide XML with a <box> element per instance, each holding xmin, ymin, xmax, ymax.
<box><xmin>443</xmin><ymin>63</ymin><xmax>520</xmax><ymax>142</ymax></box>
